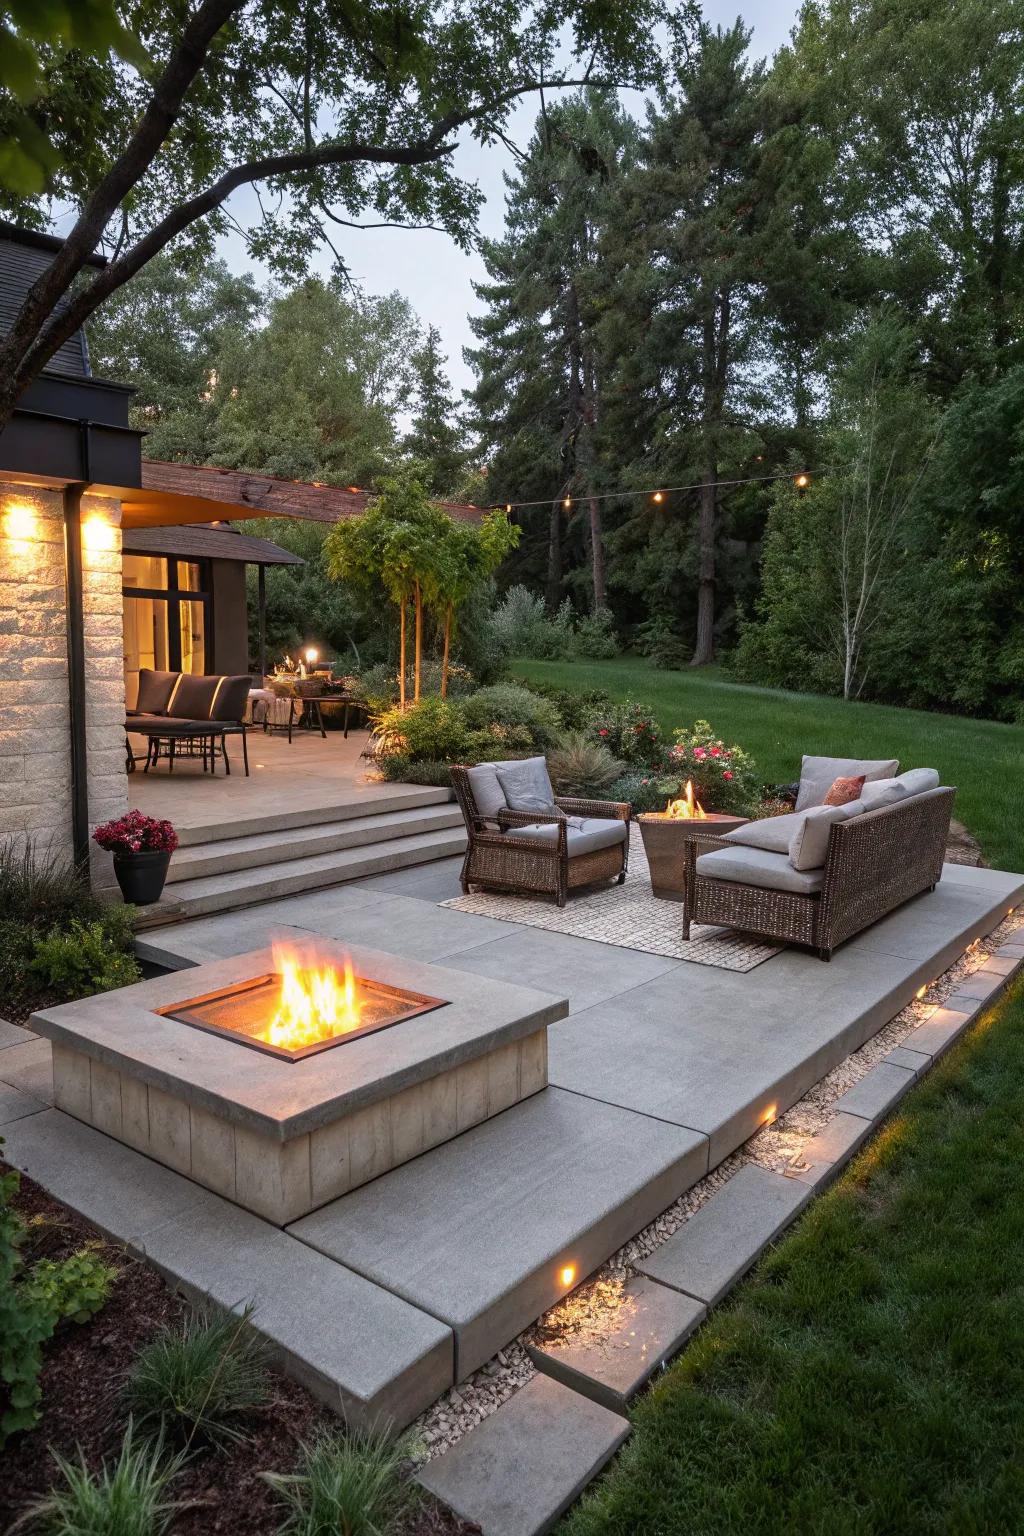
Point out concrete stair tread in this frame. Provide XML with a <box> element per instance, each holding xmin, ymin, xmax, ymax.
<box><xmin>142</xmin><ymin>827</ymin><xmax>467</xmax><ymax>922</ymax></box>
<box><xmin>172</xmin><ymin>784</ymin><xmax>453</xmax><ymax>847</ymax></box>
<box><xmin>166</xmin><ymin>803</ymin><xmax>464</xmax><ymax>882</ymax></box>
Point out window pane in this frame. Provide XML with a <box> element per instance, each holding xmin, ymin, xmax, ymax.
<box><xmin>122</xmin><ymin>554</ymin><xmax>167</xmax><ymax>590</ymax></box>
<box><xmin>123</xmin><ymin>597</ymin><xmax>170</xmax><ymax>707</ymax></box>
<box><xmin>178</xmin><ymin>561</ymin><xmax>205</xmax><ymax>592</ymax></box>
<box><xmin>179</xmin><ymin>599</ymin><xmax>206</xmax><ymax>674</ymax></box>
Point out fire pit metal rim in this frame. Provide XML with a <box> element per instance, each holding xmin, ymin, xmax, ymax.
<box><xmin>156</xmin><ymin>970</ymin><xmax>449</xmax><ymax>1064</ymax></box>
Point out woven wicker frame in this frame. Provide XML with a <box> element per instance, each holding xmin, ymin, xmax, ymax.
<box><xmin>450</xmin><ymin>766</ymin><xmax>631</xmax><ymax>908</ymax></box>
<box><xmin>683</xmin><ymin>787</ymin><xmax>955</xmax><ymax>960</ymax></box>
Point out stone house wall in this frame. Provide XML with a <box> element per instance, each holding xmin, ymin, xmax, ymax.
<box><xmin>0</xmin><ymin>483</ymin><xmax>128</xmax><ymax>887</ymax></box>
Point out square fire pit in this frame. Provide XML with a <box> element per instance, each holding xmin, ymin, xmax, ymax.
<box><xmin>31</xmin><ymin>937</ymin><xmax>566</xmax><ymax>1226</ymax></box>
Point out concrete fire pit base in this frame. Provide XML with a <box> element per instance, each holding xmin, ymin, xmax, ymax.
<box><xmin>32</xmin><ymin>937</ymin><xmax>564</xmax><ymax>1226</ymax></box>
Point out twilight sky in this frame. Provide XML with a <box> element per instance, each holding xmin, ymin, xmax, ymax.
<box><xmin>216</xmin><ymin>3</ymin><xmax>801</xmax><ymax>401</ymax></box>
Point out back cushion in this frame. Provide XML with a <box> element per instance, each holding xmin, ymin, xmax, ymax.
<box><xmin>168</xmin><ymin>673</ymin><xmax>220</xmax><ymax>720</ymax></box>
<box><xmin>466</xmin><ymin>762</ymin><xmax>508</xmax><ymax>822</ymax></box>
<box><xmin>209</xmin><ymin>675</ymin><xmax>252</xmax><ymax>721</ymax></box>
<box><xmin>861</xmin><ymin>767</ymin><xmax>940</xmax><ymax>811</ymax></box>
<box><xmin>496</xmin><ymin>756</ymin><xmax>557</xmax><ymax>813</ymax></box>
<box><xmin>789</xmin><ymin>801</ymin><xmax>862</xmax><ymax>871</ymax></box>
<box><xmin>796</xmin><ymin>755</ymin><xmax>899</xmax><ymax>811</ymax></box>
<box><xmin>135</xmin><ymin>669</ymin><xmax>179</xmax><ymax>715</ymax></box>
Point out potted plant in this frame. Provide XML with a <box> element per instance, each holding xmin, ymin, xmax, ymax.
<box><xmin>93</xmin><ymin>809</ymin><xmax>179</xmax><ymax>905</ymax></box>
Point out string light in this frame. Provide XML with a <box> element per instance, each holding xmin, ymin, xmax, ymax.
<box><xmin>493</xmin><ymin>467</ymin><xmax>827</xmax><ymax>513</ymax></box>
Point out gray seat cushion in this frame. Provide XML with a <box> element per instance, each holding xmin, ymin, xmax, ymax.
<box><xmin>695</xmin><ymin>845</ymin><xmax>824</xmax><ymax>895</ymax></box>
<box><xmin>496</xmin><ymin>756</ymin><xmax>558</xmax><ymax>814</ymax></box>
<box><xmin>796</xmin><ymin>754</ymin><xmax>899</xmax><ymax>811</ymax></box>
<box><xmin>511</xmin><ymin>817</ymin><xmax>627</xmax><ymax>858</ymax></box>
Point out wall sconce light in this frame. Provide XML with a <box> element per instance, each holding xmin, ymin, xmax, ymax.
<box><xmin>4</xmin><ymin>502</ymin><xmax>36</xmax><ymax>546</ymax></box>
<box><xmin>82</xmin><ymin>513</ymin><xmax>116</xmax><ymax>552</ymax></box>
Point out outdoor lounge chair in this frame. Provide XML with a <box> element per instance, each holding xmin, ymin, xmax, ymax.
<box><xmin>451</xmin><ymin>758</ymin><xmax>631</xmax><ymax>907</ymax></box>
<box><xmin>126</xmin><ymin>669</ymin><xmax>253</xmax><ymax>776</ymax></box>
<box><xmin>683</xmin><ymin>757</ymin><xmax>955</xmax><ymax>960</ymax></box>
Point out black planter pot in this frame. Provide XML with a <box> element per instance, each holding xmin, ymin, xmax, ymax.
<box><xmin>112</xmin><ymin>849</ymin><xmax>171</xmax><ymax>905</ymax></box>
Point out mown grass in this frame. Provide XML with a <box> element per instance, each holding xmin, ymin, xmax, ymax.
<box><xmin>561</xmin><ymin>980</ymin><xmax>1024</xmax><ymax>1536</ymax></box>
<box><xmin>510</xmin><ymin>657</ymin><xmax>1024</xmax><ymax>871</ymax></box>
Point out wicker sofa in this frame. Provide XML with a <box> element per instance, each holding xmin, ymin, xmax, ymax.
<box><xmin>451</xmin><ymin>758</ymin><xmax>630</xmax><ymax>907</ymax></box>
<box><xmin>683</xmin><ymin>757</ymin><xmax>956</xmax><ymax>960</ymax></box>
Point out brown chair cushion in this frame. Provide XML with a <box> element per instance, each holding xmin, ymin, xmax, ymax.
<box><xmin>135</xmin><ymin>669</ymin><xmax>180</xmax><ymax>715</ymax></box>
<box><xmin>209</xmin><ymin>675</ymin><xmax>252</xmax><ymax>722</ymax></box>
<box><xmin>168</xmin><ymin>673</ymin><xmax>220</xmax><ymax>720</ymax></box>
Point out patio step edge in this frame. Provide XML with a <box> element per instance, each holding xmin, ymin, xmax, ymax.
<box><xmin>136</xmin><ymin>826</ymin><xmax>468</xmax><ymax>924</ymax></box>
<box><xmin>169</xmin><ymin>784</ymin><xmax>454</xmax><ymax>847</ymax></box>
<box><xmin>165</xmin><ymin>803</ymin><xmax>465</xmax><ymax>883</ymax></box>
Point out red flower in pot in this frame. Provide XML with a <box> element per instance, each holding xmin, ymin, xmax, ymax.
<box><xmin>93</xmin><ymin>810</ymin><xmax>178</xmax><ymax>905</ymax></box>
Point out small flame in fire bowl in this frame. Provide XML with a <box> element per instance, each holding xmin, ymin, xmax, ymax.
<box><xmin>665</xmin><ymin>780</ymin><xmax>707</xmax><ymax>820</ymax></box>
<box><xmin>158</xmin><ymin>941</ymin><xmax>447</xmax><ymax>1062</ymax></box>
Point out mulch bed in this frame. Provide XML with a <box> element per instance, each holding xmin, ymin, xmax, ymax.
<box><xmin>1</xmin><ymin>1167</ymin><xmax>477</xmax><ymax>1536</ymax></box>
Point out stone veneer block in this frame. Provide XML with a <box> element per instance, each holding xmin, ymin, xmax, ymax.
<box><xmin>417</xmin><ymin>1373</ymin><xmax>629</xmax><ymax>1536</ymax></box>
<box><xmin>31</xmin><ymin>943</ymin><xmax>564</xmax><ymax>1225</ymax></box>
<box><xmin>529</xmin><ymin>1275</ymin><xmax>706</xmax><ymax>1411</ymax></box>
<box><xmin>639</xmin><ymin>1163</ymin><xmax>812</xmax><ymax>1305</ymax></box>
<box><xmin>51</xmin><ymin>1040</ymin><xmax>91</xmax><ymax>1121</ymax></box>
<box><xmin>832</xmin><ymin>1062</ymin><xmax>916</xmax><ymax>1122</ymax></box>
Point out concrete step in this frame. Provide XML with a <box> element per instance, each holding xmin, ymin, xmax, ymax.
<box><xmin>171</xmin><ymin>784</ymin><xmax>454</xmax><ymax>848</ymax></box>
<box><xmin>140</xmin><ymin>826</ymin><xmax>468</xmax><ymax>924</ymax></box>
<box><xmin>166</xmin><ymin>804</ymin><xmax>465</xmax><ymax>883</ymax></box>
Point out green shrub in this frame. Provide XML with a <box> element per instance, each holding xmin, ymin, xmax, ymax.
<box><xmin>124</xmin><ymin>1304</ymin><xmax>269</xmax><ymax>1448</ymax></box>
<box><xmin>352</xmin><ymin>663</ymin><xmax>400</xmax><ymax>713</ymax></box>
<box><xmin>608</xmin><ymin>773</ymin><xmax>673</xmax><ymax>814</ymax></box>
<box><xmin>376</xmin><ymin>758</ymin><xmax>455</xmax><ymax>787</ymax></box>
<box><xmin>0</xmin><ymin>838</ymin><xmax>103</xmax><ymax>934</ymax></box>
<box><xmin>264</xmin><ymin>1427</ymin><xmax>415</xmax><ymax>1536</ymax></box>
<box><xmin>462</xmin><ymin>723</ymin><xmax>534</xmax><ymax>761</ymax></box>
<box><xmin>517</xmin><ymin>681</ymin><xmax>616</xmax><ymax>732</ymax></box>
<box><xmin>589</xmin><ymin>700</ymin><xmax>665</xmax><ymax>768</ymax></box>
<box><xmin>462</xmin><ymin>683</ymin><xmax>563</xmax><ymax>749</ymax></box>
<box><xmin>1</xmin><ymin>1162</ymin><xmax>116</xmax><ymax>1447</ymax></box>
<box><xmin>373</xmin><ymin>697</ymin><xmax>469</xmax><ymax>764</ymax></box>
<box><xmin>635</xmin><ymin>615</ymin><xmax>689</xmax><ymax>669</ymax></box>
<box><xmin>14</xmin><ymin>1423</ymin><xmax>188</xmax><ymax>1536</ymax></box>
<box><xmin>573</xmin><ymin>607</ymin><xmax>620</xmax><ymax>659</ymax></box>
<box><xmin>29</xmin><ymin>917</ymin><xmax>141</xmax><ymax>1002</ymax></box>
<box><xmin>546</xmin><ymin>734</ymin><xmax>625</xmax><ymax>798</ymax></box>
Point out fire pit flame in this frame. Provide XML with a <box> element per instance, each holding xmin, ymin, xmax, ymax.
<box><xmin>268</xmin><ymin>946</ymin><xmax>361</xmax><ymax>1051</ymax></box>
<box><xmin>666</xmin><ymin>780</ymin><xmax>707</xmax><ymax>820</ymax></box>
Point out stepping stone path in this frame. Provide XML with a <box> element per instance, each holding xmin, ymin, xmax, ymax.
<box><xmin>528</xmin><ymin>1274</ymin><xmax>705</xmax><ymax>1412</ymax></box>
<box><xmin>637</xmin><ymin>1162</ymin><xmax>812</xmax><ymax>1305</ymax></box>
<box><xmin>417</xmin><ymin>1372</ymin><xmax>629</xmax><ymax>1536</ymax></box>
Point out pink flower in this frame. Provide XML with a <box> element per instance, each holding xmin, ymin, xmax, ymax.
<box><xmin>710</xmin><ymin>746</ymin><xmax>720</xmax><ymax>757</ymax></box>
<box><xmin>723</xmin><ymin>770</ymin><xmax>733</xmax><ymax>780</ymax></box>
<box><xmin>598</xmin><ymin>728</ymin><xmax>609</xmax><ymax>737</ymax></box>
<box><xmin>693</xmin><ymin>747</ymin><xmax>706</xmax><ymax>760</ymax></box>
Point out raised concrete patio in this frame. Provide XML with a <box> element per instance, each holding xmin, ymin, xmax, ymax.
<box><xmin>3</xmin><ymin>853</ymin><xmax>1021</xmax><ymax>1434</ymax></box>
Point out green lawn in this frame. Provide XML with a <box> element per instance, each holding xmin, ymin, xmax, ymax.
<box><xmin>560</xmin><ymin>980</ymin><xmax>1024</xmax><ymax>1536</ymax></box>
<box><xmin>510</xmin><ymin>657</ymin><xmax>1024</xmax><ymax>872</ymax></box>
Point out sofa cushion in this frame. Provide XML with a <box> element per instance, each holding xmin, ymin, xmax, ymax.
<box><xmin>789</xmin><ymin>800</ymin><xmax>862</xmax><ymax>870</ymax></box>
<box><xmin>466</xmin><ymin>762</ymin><xmax>509</xmax><ymax>822</ymax></box>
<box><xmin>496</xmin><ymin>756</ymin><xmax>558</xmax><ymax>814</ymax></box>
<box><xmin>695</xmin><ymin>845</ymin><xmax>824</xmax><ymax>895</ymax></box>
<box><xmin>168</xmin><ymin>673</ymin><xmax>220</xmax><ymax>720</ymax></box>
<box><xmin>511</xmin><ymin>817</ymin><xmax>627</xmax><ymax>857</ymax></box>
<box><xmin>796</xmin><ymin>755</ymin><xmax>899</xmax><ymax>811</ymax></box>
<box><xmin>209</xmin><ymin>675</ymin><xmax>252</xmax><ymax>722</ymax></box>
<box><xmin>724</xmin><ymin>813</ymin><xmax>802</xmax><ymax>855</ymax></box>
<box><xmin>135</xmin><ymin>668</ymin><xmax>179</xmax><ymax>715</ymax></box>
<box><xmin>861</xmin><ymin>767</ymin><xmax>941</xmax><ymax>811</ymax></box>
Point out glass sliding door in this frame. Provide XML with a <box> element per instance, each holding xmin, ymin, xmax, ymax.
<box><xmin>123</xmin><ymin>554</ymin><xmax>211</xmax><ymax>707</ymax></box>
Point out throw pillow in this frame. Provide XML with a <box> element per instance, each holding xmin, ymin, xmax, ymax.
<box><xmin>724</xmin><ymin>812</ymin><xmax>801</xmax><ymax>855</ymax></box>
<box><xmin>466</xmin><ymin>762</ymin><xmax>508</xmax><ymax>822</ymax></box>
<box><xmin>495</xmin><ymin>756</ymin><xmax>558</xmax><ymax>814</ymax></box>
<box><xmin>823</xmin><ymin>774</ymin><xmax>865</xmax><ymax>806</ymax></box>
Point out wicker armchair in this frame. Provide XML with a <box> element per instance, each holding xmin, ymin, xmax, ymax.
<box><xmin>451</xmin><ymin>764</ymin><xmax>631</xmax><ymax>907</ymax></box>
<box><xmin>683</xmin><ymin>786</ymin><xmax>955</xmax><ymax>960</ymax></box>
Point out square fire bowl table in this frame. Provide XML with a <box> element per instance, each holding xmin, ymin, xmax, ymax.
<box><xmin>31</xmin><ymin>939</ymin><xmax>566</xmax><ymax>1226</ymax></box>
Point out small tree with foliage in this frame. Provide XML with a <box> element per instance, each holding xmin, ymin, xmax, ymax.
<box><xmin>432</xmin><ymin>509</ymin><xmax>520</xmax><ymax>696</ymax></box>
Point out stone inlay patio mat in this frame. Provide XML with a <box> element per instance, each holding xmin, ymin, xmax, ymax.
<box><xmin>441</xmin><ymin>831</ymin><xmax>780</xmax><ymax>971</ymax></box>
